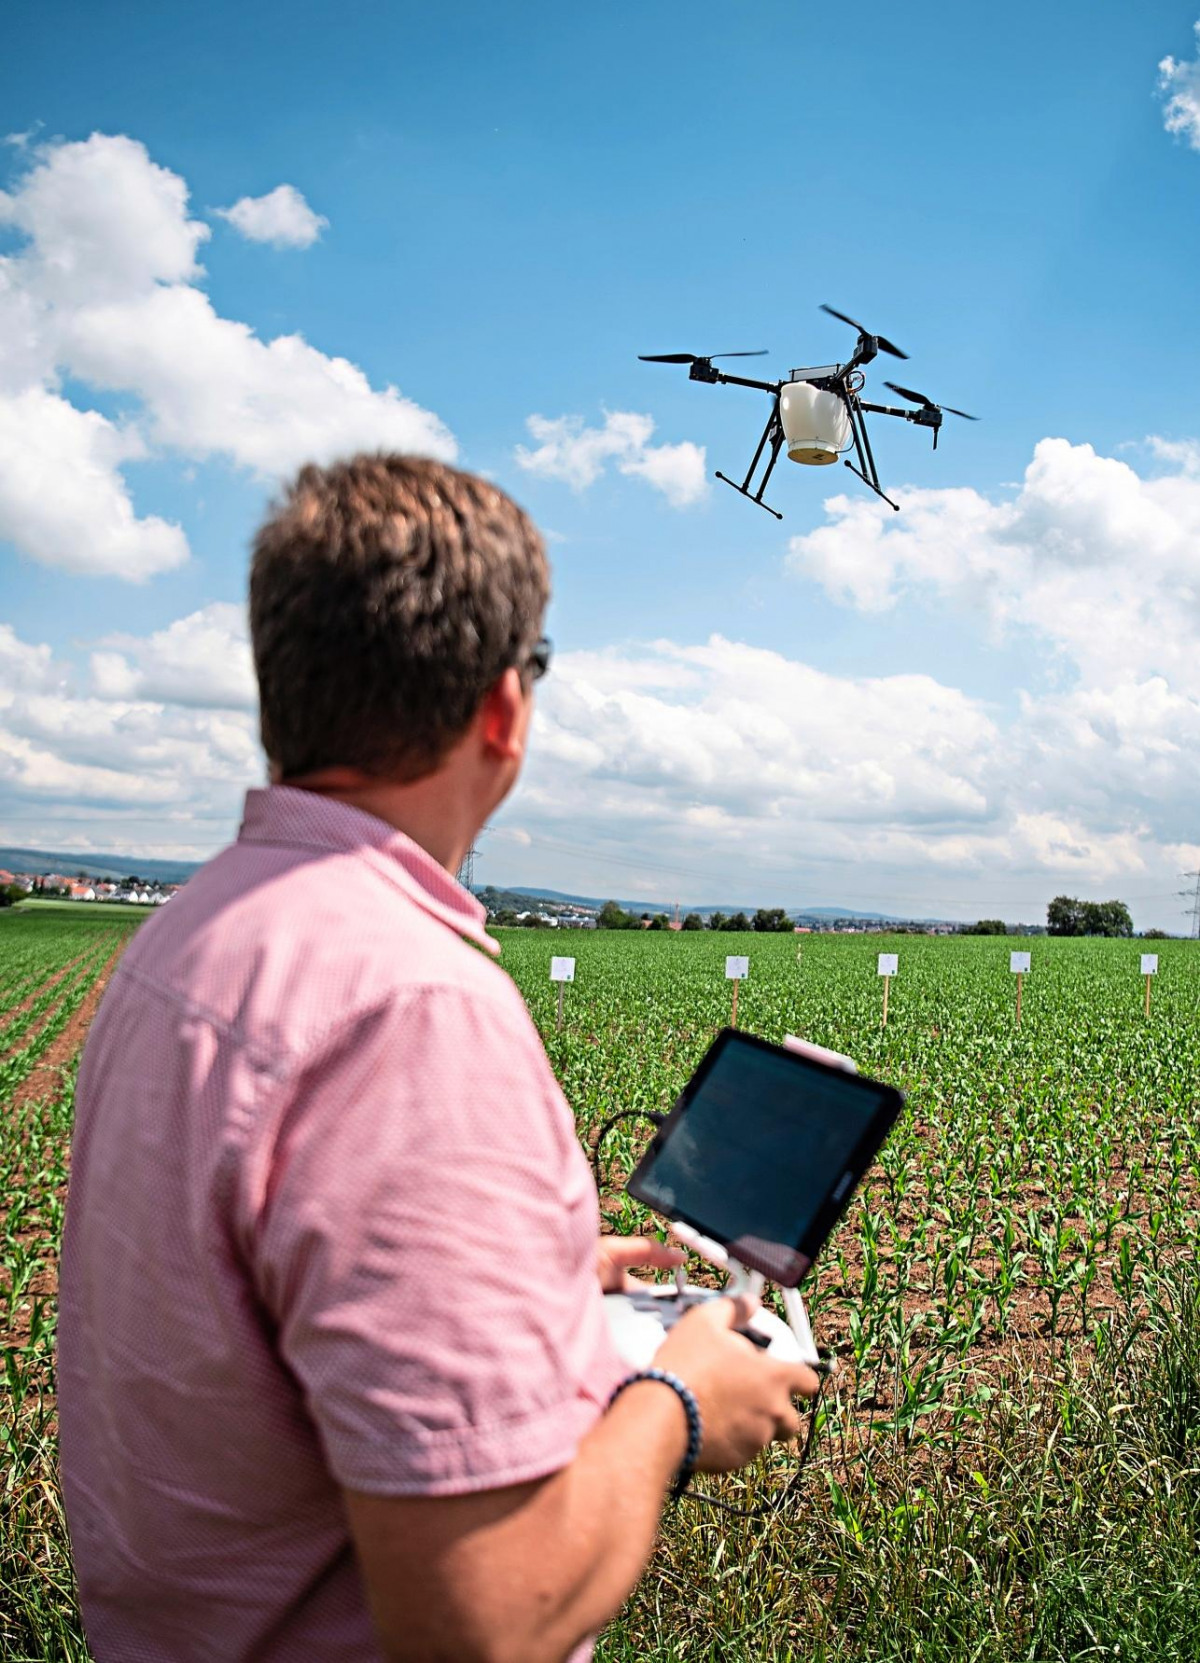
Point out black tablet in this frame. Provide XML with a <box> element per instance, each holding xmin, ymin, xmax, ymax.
<box><xmin>626</xmin><ymin>1028</ymin><xmax>904</xmax><ymax>1286</ymax></box>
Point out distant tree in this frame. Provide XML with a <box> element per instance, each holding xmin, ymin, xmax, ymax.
<box><xmin>1082</xmin><ymin>899</ymin><xmax>1133</xmax><ymax>938</ymax></box>
<box><xmin>647</xmin><ymin>913</ymin><xmax>670</xmax><ymax>931</ymax></box>
<box><xmin>493</xmin><ymin>908</ymin><xmax>518</xmax><ymax>926</ymax></box>
<box><xmin>1144</xmin><ymin>928</ymin><xmax>1169</xmax><ymax>940</ymax></box>
<box><xmin>1047</xmin><ymin>895</ymin><xmax>1085</xmax><ymax>936</ymax></box>
<box><xmin>598</xmin><ymin>900</ymin><xmax>633</xmax><ymax>930</ymax></box>
<box><xmin>964</xmin><ymin>919</ymin><xmax>1007</xmax><ymax>935</ymax></box>
<box><xmin>681</xmin><ymin>912</ymin><xmax>704</xmax><ymax>931</ymax></box>
<box><xmin>726</xmin><ymin>911</ymin><xmax>750</xmax><ymax>932</ymax></box>
<box><xmin>1048</xmin><ymin>895</ymin><xmax>1132</xmax><ymax>937</ymax></box>
<box><xmin>753</xmin><ymin>907</ymin><xmax>792</xmax><ymax>933</ymax></box>
<box><xmin>706</xmin><ymin>911</ymin><xmax>728</xmax><ymax>931</ymax></box>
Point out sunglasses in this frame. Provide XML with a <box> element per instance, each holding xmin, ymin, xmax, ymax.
<box><xmin>526</xmin><ymin>636</ymin><xmax>552</xmax><ymax>682</ymax></box>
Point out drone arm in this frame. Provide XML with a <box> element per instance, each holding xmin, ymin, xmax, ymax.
<box><xmin>857</xmin><ymin>401</ymin><xmax>919</xmax><ymax>420</ymax></box>
<box><xmin>710</xmin><ymin>370</ymin><xmax>782</xmax><ymax>396</ymax></box>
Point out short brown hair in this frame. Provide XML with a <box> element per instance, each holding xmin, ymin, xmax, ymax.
<box><xmin>249</xmin><ymin>454</ymin><xmax>549</xmax><ymax>780</ymax></box>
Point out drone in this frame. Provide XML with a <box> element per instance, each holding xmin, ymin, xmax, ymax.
<box><xmin>639</xmin><ymin>304</ymin><xmax>976</xmax><ymax>518</ymax></box>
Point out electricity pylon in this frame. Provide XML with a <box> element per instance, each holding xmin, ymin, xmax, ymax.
<box><xmin>1181</xmin><ymin>870</ymin><xmax>1200</xmax><ymax>939</ymax></box>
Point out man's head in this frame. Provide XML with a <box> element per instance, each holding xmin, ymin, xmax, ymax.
<box><xmin>249</xmin><ymin>454</ymin><xmax>550</xmax><ymax>866</ymax></box>
<box><xmin>250</xmin><ymin>453</ymin><xmax>549</xmax><ymax>783</ymax></box>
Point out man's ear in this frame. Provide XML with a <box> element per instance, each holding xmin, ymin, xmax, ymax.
<box><xmin>479</xmin><ymin>667</ymin><xmax>527</xmax><ymax>762</ymax></box>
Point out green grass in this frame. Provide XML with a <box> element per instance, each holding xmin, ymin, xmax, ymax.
<box><xmin>0</xmin><ymin>918</ymin><xmax>1197</xmax><ymax>1659</ymax></box>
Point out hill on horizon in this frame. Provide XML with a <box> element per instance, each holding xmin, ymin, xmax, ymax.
<box><xmin>0</xmin><ymin>845</ymin><xmax>202</xmax><ymax>886</ymax></box>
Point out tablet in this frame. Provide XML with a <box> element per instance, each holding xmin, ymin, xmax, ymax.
<box><xmin>626</xmin><ymin>1028</ymin><xmax>903</xmax><ymax>1286</ymax></box>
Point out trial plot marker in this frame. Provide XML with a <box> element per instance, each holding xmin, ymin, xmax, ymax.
<box><xmin>725</xmin><ymin>956</ymin><xmax>749</xmax><ymax>1027</ymax></box>
<box><xmin>550</xmin><ymin>956</ymin><xmax>575</xmax><ymax>1029</ymax></box>
<box><xmin>1141</xmin><ymin>953</ymin><xmax>1158</xmax><ymax>1018</ymax></box>
<box><xmin>1010</xmin><ymin>951</ymin><xmax>1031</xmax><ymax>1027</ymax></box>
<box><xmin>877</xmin><ymin>953</ymin><xmax>898</xmax><ymax>1027</ymax></box>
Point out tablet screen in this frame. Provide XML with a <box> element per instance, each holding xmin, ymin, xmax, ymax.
<box><xmin>627</xmin><ymin>1030</ymin><xmax>902</xmax><ymax>1284</ymax></box>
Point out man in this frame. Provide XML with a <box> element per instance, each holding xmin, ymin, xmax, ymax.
<box><xmin>59</xmin><ymin>456</ymin><xmax>817</xmax><ymax>1662</ymax></box>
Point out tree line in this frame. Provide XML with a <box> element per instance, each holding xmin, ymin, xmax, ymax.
<box><xmin>597</xmin><ymin>902</ymin><xmax>795</xmax><ymax>932</ymax></box>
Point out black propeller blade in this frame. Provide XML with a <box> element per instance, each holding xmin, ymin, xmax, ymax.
<box><xmin>884</xmin><ymin>382</ymin><xmax>978</xmax><ymax>420</ymax></box>
<box><xmin>820</xmin><ymin>303</ymin><xmax>908</xmax><ymax>360</ymax></box>
<box><xmin>638</xmin><ymin>350</ymin><xmax>768</xmax><ymax>363</ymax></box>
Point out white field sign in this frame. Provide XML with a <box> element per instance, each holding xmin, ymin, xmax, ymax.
<box><xmin>550</xmin><ymin>956</ymin><xmax>575</xmax><ymax>1029</ymax></box>
<box><xmin>725</xmin><ymin>956</ymin><xmax>748</xmax><ymax>1028</ymax></box>
<box><xmin>1010</xmin><ymin>951</ymin><xmax>1030</xmax><ymax>1026</ymax></box>
<box><xmin>877</xmin><ymin>953</ymin><xmax>897</xmax><ymax>1027</ymax></box>
<box><xmin>1142</xmin><ymin>954</ymin><xmax>1158</xmax><ymax>1018</ymax></box>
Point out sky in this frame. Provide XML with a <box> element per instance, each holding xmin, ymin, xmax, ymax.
<box><xmin>2</xmin><ymin>0</ymin><xmax>1200</xmax><ymax>928</ymax></box>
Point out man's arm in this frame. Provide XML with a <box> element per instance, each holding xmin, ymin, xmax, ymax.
<box><xmin>344</xmin><ymin>1298</ymin><xmax>817</xmax><ymax>1663</ymax></box>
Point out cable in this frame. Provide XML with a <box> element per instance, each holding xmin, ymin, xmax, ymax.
<box><xmin>681</xmin><ymin>1373</ymin><xmax>831</xmax><ymax>1520</ymax></box>
<box><xmin>590</xmin><ymin>1108</ymin><xmax>664</xmax><ymax>1192</ymax></box>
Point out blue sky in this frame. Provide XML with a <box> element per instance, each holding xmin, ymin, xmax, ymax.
<box><xmin>2</xmin><ymin>1</ymin><xmax>1199</xmax><ymax>927</ymax></box>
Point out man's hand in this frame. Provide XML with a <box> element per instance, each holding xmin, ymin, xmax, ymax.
<box><xmin>596</xmin><ymin>1234</ymin><xmax>684</xmax><ymax>1292</ymax></box>
<box><xmin>654</xmin><ymin>1295</ymin><xmax>820</xmax><ymax>1469</ymax></box>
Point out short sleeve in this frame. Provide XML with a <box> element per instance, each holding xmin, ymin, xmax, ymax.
<box><xmin>246</xmin><ymin>984</ymin><xmax>611</xmax><ymax>1497</ymax></box>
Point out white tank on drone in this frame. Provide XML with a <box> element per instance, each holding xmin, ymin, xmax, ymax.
<box><xmin>779</xmin><ymin>380</ymin><xmax>851</xmax><ymax>465</ymax></box>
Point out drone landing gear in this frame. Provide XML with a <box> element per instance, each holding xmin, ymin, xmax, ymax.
<box><xmin>843</xmin><ymin>460</ymin><xmax>899</xmax><ymax>513</ymax></box>
<box><xmin>844</xmin><ymin>399</ymin><xmax>901</xmax><ymax>513</ymax></box>
<box><xmin>714</xmin><ymin>408</ymin><xmax>785</xmax><ymax>520</ymax></box>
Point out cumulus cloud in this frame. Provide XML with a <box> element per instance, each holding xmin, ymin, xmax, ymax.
<box><xmin>787</xmin><ymin>436</ymin><xmax>1200</xmax><ymax>695</ymax></box>
<box><xmin>512</xmin><ymin>633</ymin><xmax>1186</xmax><ymax>906</ymax></box>
<box><xmin>0</xmin><ymin>386</ymin><xmax>188</xmax><ymax>580</ymax></box>
<box><xmin>1159</xmin><ymin>21</ymin><xmax>1200</xmax><ymax>149</ymax></box>
<box><xmin>0</xmin><ymin>133</ymin><xmax>455</xmax><ymax>579</ymax></box>
<box><xmin>489</xmin><ymin>627</ymin><xmax>1200</xmax><ymax>924</ymax></box>
<box><xmin>90</xmin><ymin>603</ymin><xmax>255</xmax><ymax>710</ymax></box>
<box><xmin>515</xmin><ymin>410</ymin><xmax>707</xmax><ymax>508</ymax></box>
<box><xmin>215</xmin><ymin>183</ymin><xmax>328</xmax><ymax>248</ymax></box>
<box><xmin>0</xmin><ymin>617</ymin><xmax>261</xmax><ymax>857</ymax></box>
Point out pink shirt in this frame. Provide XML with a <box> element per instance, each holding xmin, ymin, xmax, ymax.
<box><xmin>58</xmin><ymin>786</ymin><xmax>625</xmax><ymax>1661</ymax></box>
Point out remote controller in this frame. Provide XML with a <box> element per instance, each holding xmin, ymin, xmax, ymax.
<box><xmin>602</xmin><ymin>1034</ymin><xmax>852</xmax><ymax>1376</ymax></box>
<box><xmin>603</xmin><ymin>1221</ymin><xmax>828</xmax><ymax>1372</ymax></box>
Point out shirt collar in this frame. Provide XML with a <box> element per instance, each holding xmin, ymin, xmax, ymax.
<box><xmin>237</xmin><ymin>786</ymin><xmax>499</xmax><ymax>956</ymax></box>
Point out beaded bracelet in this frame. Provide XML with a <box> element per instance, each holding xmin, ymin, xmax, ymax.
<box><xmin>607</xmin><ymin>1367</ymin><xmax>703</xmax><ymax>1500</ymax></box>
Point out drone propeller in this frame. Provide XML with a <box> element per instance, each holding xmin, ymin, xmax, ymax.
<box><xmin>638</xmin><ymin>350</ymin><xmax>768</xmax><ymax>363</ymax></box>
<box><xmin>884</xmin><ymin>382</ymin><xmax>978</xmax><ymax>420</ymax></box>
<box><xmin>820</xmin><ymin>304</ymin><xmax>908</xmax><ymax>360</ymax></box>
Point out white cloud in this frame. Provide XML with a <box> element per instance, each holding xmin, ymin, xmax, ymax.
<box><xmin>215</xmin><ymin>183</ymin><xmax>328</xmax><ymax>249</ymax></box>
<box><xmin>787</xmin><ymin>436</ymin><xmax>1200</xmax><ymax>695</ymax></box>
<box><xmin>62</xmin><ymin>285</ymin><xmax>455</xmax><ymax>477</ymax></box>
<box><xmin>512</xmin><ymin>633</ymin><xmax>1190</xmax><ymax>908</ymax></box>
<box><xmin>515</xmin><ymin>410</ymin><xmax>707</xmax><ymax>507</ymax></box>
<box><xmin>0</xmin><ymin>618</ymin><xmax>261</xmax><ymax>853</ymax></box>
<box><xmin>90</xmin><ymin>603</ymin><xmax>255</xmax><ymax>710</ymax></box>
<box><xmin>0</xmin><ymin>386</ymin><xmax>188</xmax><ymax>580</ymax></box>
<box><xmin>1159</xmin><ymin>21</ymin><xmax>1200</xmax><ymax>149</ymax></box>
<box><xmin>0</xmin><ymin>132</ymin><xmax>455</xmax><ymax>579</ymax></box>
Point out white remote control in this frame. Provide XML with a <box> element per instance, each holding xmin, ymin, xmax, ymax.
<box><xmin>603</xmin><ymin>1221</ymin><xmax>827</xmax><ymax>1371</ymax></box>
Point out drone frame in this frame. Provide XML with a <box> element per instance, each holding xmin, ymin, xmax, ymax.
<box><xmin>645</xmin><ymin>318</ymin><xmax>964</xmax><ymax>519</ymax></box>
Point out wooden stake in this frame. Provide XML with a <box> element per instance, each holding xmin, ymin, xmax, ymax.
<box><xmin>1145</xmin><ymin>974</ymin><xmax>1152</xmax><ymax>1019</ymax></box>
<box><xmin>556</xmin><ymin>983</ymin><xmax>565</xmax><ymax>1031</ymax></box>
<box><xmin>881</xmin><ymin>975</ymin><xmax>890</xmax><ymax>1028</ymax></box>
<box><xmin>731</xmin><ymin>978</ymin><xmax>739</xmax><ymax>1028</ymax></box>
<box><xmin>1016</xmin><ymin>972</ymin><xmax>1023</xmax><ymax>1028</ymax></box>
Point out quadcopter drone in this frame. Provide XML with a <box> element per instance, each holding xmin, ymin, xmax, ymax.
<box><xmin>640</xmin><ymin>304</ymin><xmax>976</xmax><ymax>518</ymax></box>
